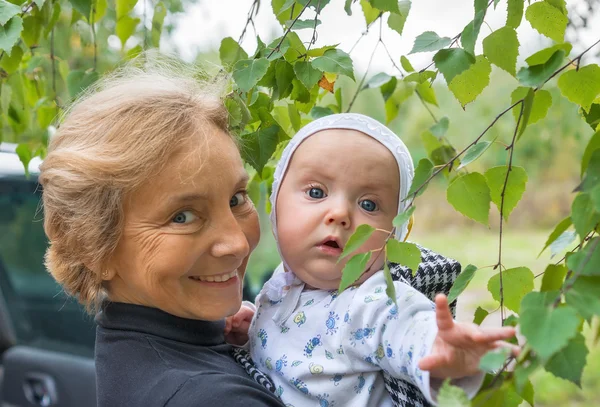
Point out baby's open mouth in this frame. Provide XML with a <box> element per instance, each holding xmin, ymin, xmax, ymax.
<box><xmin>323</xmin><ymin>240</ymin><xmax>340</xmax><ymax>249</ymax></box>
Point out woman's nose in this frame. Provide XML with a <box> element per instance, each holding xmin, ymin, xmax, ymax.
<box><xmin>210</xmin><ymin>213</ymin><xmax>250</xmax><ymax>260</ymax></box>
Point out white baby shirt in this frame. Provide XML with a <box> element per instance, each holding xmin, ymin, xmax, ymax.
<box><xmin>248</xmin><ymin>269</ymin><xmax>482</xmax><ymax>407</ymax></box>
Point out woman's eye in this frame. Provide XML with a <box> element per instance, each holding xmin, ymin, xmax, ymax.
<box><xmin>172</xmin><ymin>210</ymin><xmax>198</xmax><ymax>224</ymax></box>
<box><xmin>308</xmin><ymin>187</ymin><xmax>326</xmax><ymax>199</ymax></box>
<box><xmin>359</xmin><ymin>200</ymin><xmax>378</xmax><ymax>212</ymax></box>
<box><xmin>230</xmin><ymin>192</ymin><xmax>247</xmax><ymax>207</ymax></box>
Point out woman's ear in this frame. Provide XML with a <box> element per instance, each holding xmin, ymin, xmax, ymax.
<box><xmin>403</xmin><ymin>215</ymin><xmax>414</xmax><ymax>242</ymax></box>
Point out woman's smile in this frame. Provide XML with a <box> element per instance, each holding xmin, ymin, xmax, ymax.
<box><xmin>189</xmin><ymin>269</ymin><xmax>239</xmax><ymax>284</ymax></box>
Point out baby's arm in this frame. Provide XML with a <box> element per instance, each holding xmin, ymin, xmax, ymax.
<box><xmin>225</xmin><ymin>302</ymin><xmax>256</xmax><ymax>347</ymax></box>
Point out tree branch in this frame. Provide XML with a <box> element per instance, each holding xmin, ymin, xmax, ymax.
<box><xmin>267</xmin><ymin>1</ymin><xmax>312</xmax><ymax>59</ymax></box>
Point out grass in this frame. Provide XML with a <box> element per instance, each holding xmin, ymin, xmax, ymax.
<box><xmin>246</xmin><ymin>224</ymin><xmax>600</xmax><ymax>406</ymax></box>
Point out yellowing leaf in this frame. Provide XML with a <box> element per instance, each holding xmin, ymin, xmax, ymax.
<box><xmin>448</xmin><ymin>55</ymin><xmax>491</xmax><ymax>107</ymax></box>
<box><xmin>485</xmin><ymin>166</ymin><xmax>527</xmax><ymax>221</ymax></box>
<box><xmin>488</xmin><ymin>267</ymin><xmax>534</xmax><ymax>313</ymax></box>
<box><xmin>447</xmin><ymin>172</ymin><xmax>491</xmax><ymax>226</ymax></box>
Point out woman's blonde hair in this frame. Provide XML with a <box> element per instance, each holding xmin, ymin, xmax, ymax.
<box><xmin>39</xmin><ymin>54</ymin><xmax>230</xmax><ymax>313</ymax></box>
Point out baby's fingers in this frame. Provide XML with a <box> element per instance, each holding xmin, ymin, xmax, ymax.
<box><xmin>472</xmin><ymin>326</ymin><xmax>516</xmax><ymax>344</ymax></box>
<box><xmin>418</xmin><ymin>353</ymin><xmax>449</xmax><ymax>372</ymax></box>
<box><xmin>435</xmin><ymin>294</ymin><xmax>454</xmax><ymax>331</ymax></box>
<box><xmin>492</xmin><ymin>340</ymin><xmax>521</xmax><ymax>358</ymax></box>
<box><xmin>224</xmin><ymin>317</ymin><xmax>233</xmax><ymax>335</ymax></box>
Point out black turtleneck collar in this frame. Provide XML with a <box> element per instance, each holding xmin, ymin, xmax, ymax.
<box><xmin>95</xmin><ymin>301</ymin><xmax>226</xmax><ymax>346</ymax></box>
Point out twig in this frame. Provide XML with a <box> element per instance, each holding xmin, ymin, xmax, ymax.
<box><xmin>346</xmin><ymin>19</ymin><xmax>382</xmax><ymax>112</ymax></box>
<box><xmin>143</xmin><ymin>0</ymin><xmax>148</xmax><ymax>48</ymax></box>
<box><xmin>495</xmin><ymin>100</ymin><xmax>525</xmax><ymax>324</ymax></box>
<box><xmin>267</xmin><ymin>1</ymin><xmax>312</xmax><ymax>59</ymax></box>
<box><xmin>349</xmin><ymin>14</ymin><xmax>382</xmax><ymax>54</ymax></box>
<box><xmin>238</xmin><ymin>0</ymin><xmax>259</xmax><ymax>44</ymax></box>
<box><xmin>50</xmin><ymin>7</ymin><xmax>59</xmax><ymax>116</ymax></box>
<box><xmin>91</xmin><ymin>0</ymin><xmax>97</xmax><ymax>70</ymax></box>
<box><xmin>306</xmin><ymin>0</ymin><xmax>321</xmax><ymax>55</ymax></box>
<box><xmin>541</xmin><ymin>38</ymin><xmax>600</xmax><ymax>88</ymax></box>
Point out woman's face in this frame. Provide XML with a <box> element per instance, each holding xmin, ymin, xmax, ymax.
<box><xmin>105</xmin><ymin>127</ymin><xmax>260</xmax><ymax>320</ymax></box>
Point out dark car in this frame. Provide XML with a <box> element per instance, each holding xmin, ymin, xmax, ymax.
<box><xmin>1</xmin><ymin>143</ymin><xmax>97</xmax><ymax>406</ymax></box>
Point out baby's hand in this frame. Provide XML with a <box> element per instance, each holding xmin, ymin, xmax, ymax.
<box><xmin>418</xmin><ymin>294</ymin><xmax>520</xmax><ymax>379</ymax></box>
<box><xmin>224</xmin><ymin>304</ymin><xmax>255</xmax><ymax>346</ymax></box>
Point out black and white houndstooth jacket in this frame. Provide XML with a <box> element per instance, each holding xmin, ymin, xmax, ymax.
<box><xmin>232</xmin><ymin>245</ymin><xmax>461</xmax><ymax>407</ymax></box>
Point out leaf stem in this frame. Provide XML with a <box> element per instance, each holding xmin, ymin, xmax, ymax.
<box><xmin>346</xmin><ymin>19</ymin><xmax>381</xmax><ymax>112</ymax></box>
<box><xmin>267</xmin><ymin>0</ymin><xmax>313</xmax><ymax>59</ymax></box>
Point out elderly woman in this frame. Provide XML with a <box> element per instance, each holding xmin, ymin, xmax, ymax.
<box><xmin>38</xmin><ymin>64</ymin><xmax>284</xmax><ymax>407</ymax></box>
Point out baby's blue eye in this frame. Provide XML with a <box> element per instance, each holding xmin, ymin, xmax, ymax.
<box><xmin>172</xmin><ymin>210</ymin><xmax>197</xmax><ymax>224</ymax></box>
<box><xmin>360</xmin><ymin>200</ymin><xmax>377</xmax><ymax>212</ymax></box>
<box><xmin>308</xmin><ymin>187</ymin><xmax>326</xmax><ymax>199</ymax></box>
<box><xmin>230</xmin><ymin>192</ymin><xmax>247</xmax><ymax>207</ymax></box>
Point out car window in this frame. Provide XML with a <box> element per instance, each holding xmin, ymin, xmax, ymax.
<box><xmin>0</xmin><ymin>177</ymin><xmax>95</xmax><ymax>358</ymax></box>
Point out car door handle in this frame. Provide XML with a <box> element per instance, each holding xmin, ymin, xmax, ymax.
<box><xmin>23</xmin><ymin>373</ymin><xmax>58</xmax><ymax>407</ymax></box>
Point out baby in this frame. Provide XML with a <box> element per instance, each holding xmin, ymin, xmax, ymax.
<box><xmin>226</xmin><ymin>113</ymin><xmax>516</xmax><ymax>406</ymax></box>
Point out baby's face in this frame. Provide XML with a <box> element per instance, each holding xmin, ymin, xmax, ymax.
<box><xmin>276</xmin><ymin>129</ymin><xmax>400</xmax><ymax>290</ymax></box>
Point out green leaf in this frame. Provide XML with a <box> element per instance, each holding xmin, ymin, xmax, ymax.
<box><xmin>66</xmin><ymin>69</ymin><xmax>99</xmax><ymax>98</ymax></box>
<box><xmin>43</xmin><ymin>2</ymin><xmax>61</xmax><ymax>38</ymax></box>
<box><xmin>461</xmin><ymin>9</ymin><xmax>486</xmax><ymax>56</ymax></box>
<box><xmin>380</xmin><ymin>76</ymin><xmax>397</xmax><ymax>101</ymax></box>
<box><xmin>284</xmin><ymin>18</ymin><xmax>321</xmax><ymax>30</ymax></box>
<box><xmin>339</xmin><ymin>224</ymin><xmax>376</xmax><ymax>261</ymax></box>
<box><xmin>447</xmin><ymin>264</ymin><xmax>477</xmax><ymax>304</ymax></box>
<box><xmin>415</xmin><ymin>81</ymin><xmax>438</xmax><ymax>106</ymax></box>
<box><xmin>430</xmin><ymin>145</ymin><xmax>456</xmax><ymax>168</ymax></box>
<box><xmin>429</xmin><ymin>117</ymin><xmax>449</xmax><ymax>138</ymax></box>
<box><xmin>387</xmin><ymin>1</ymin><xmax>411</xmax><ymax>36</ymax></box>
<box><xmin>511</xmin><ymin>87</ymin><xmax>552</xmax><ymax>125</ymax></box>
<box><xmin>151</xmin><ymin>1</ymin><xmax>166</xmax><ymax>48</ymax></box>
<box><xmin>483</xmin><ymin>27</ymin><xmax>519</xmax><ymax>76</ymax></box>
<box><xmin>219</xmin><ymin>37</ymin><xmax>248</xmax><ymax>69</ymax></box>
<box><xmin>565</xmin><ymin>276</ymin><xmax>600</xmax><ymax>322</ymax></box>
<box><xmin>15</xmin><ymin>143</ymin><xmax>32</xmax><ymax>177</ymax></box>
<box><xmin>273</xmin><ymin>59</ymin><xmax>295</xmax><ymax>100</ymax></box>
<box><xmin>484</xmin><ymin>166</ymin><xmax>527</xmax><ymax>221</ymax></box>
<box><xmin>371</xmin><ymin>0</ymin><xmax>398</xmax><ymax>12</ymax></box>
<box><xmin>436</xmin><ymin>379</ymin><xmax>470</xmax><ymax>407</ymax></box>
<box><xmin>539</xmin><ymin>216</ymin><xmax>572</xmax><ymax>256</ymax></box>
<box><xmin>0</xmin><ymin>16</ymin><xmax>23</xmax><ymax>54</ymax></box>
<box><xmin>233</xmin><ymin>58</ymin><xmax>270</xmax><ymax>92</ymax></box>
<box><xmin>386</xmin><ymin>240</ymin><xmax>421</xmax><ymax>275</ymax></box>
<box><xmin>407</xmin><ymin>158</ymin><xmax>433</xmax><ymax>198</ymax></box>
<box><xmin>288</xmin><ymin>103</ymin><xmax>301</xmax><ymax>132</ymax></box>
<box><xmin>360</xmin><ymin>0</ymin><xmax>379</xmax><ymax>26</ymax></box>
<box><xmin>545</xmin><ymin>332</ymin><xmax>588</xmax><ymax>387</ymax></box>
<box><xmin>0</xmin><ymin>0</ymin><xmax>21</xmax><ymax>26</ymax></box>
<box><xmin>311</xmin><ymin>106</ymin><xmax>334</xmax><ymax>119</ymax></box>
<box><xmin>392</xmin><ymin>206</ymin><xmax>416</xmax><ymax>229</ymax></box>
<box><xmin>517</xmin><ymin>50</ymin><xmax>565</xmax><ymax>88</ymax></box>
<box><xmin>433</xmin><ymin>48</ymin><xmax>475</xmax><ymax>84</ymax></box>
<box><xmin>472</xmin><ymin>382</ymin><xmax>523</xmax><ymax>407</ymax></box>
<box><xmin>339</xmin><ymin>252</ymin><xmax>372</xmax><ymax>292</ymax></box>
<box><xmin>294</xmin><ymin>61</ymin><xmax>322</xmax><ymax>89</ymax></box>
<box><xmin>578</xmin><ymin>150</ymin><xmax>600</xmax><ymax>193</ymax></box>
<box><xmin>344</xmin><ymin>0</ymin><xmax>353</xmax><ymax>15</ymax></box>
<box><xmin>447</xmin><ymin>172</ymin><xmax>491</xmax><ymax>226</ymax></box>
<box><xmin>479</xmin><ymin>348</ymin><xmax>511</xmax><ymax>373</ymax></box>
<box><xmin>448</xmin><ymin>55</ymin><xmax>491</xmax><ymax>108</ymax></box>
<box><xmin>526</xmin><ymin>43</ymin><xmax>572</xmax><ymax>66</ymax></box>
<box><xmin>566</xmin><ymin>238</ymin><xmax>600</xmax><ymax>276</ymax></box>
<box><xmin>400</xmin><ymin>56</ymin><xmax>414</xmax><ymax>72</ymax></box>
<box><xmin>0</xmin><ymin>45</ymin><xmax>23</xmax><ymax>74</ymax></box>
<box><xmin>240</xmin><ymin>125</ymin><xmax>280</xmax><ymax>174</ymax></box>
<box><xmin>272</xmin><ymin>0</ymin><xmax>296</xmax><ymax>24</ymax></box>
<box><xmin>488</xmin><ymin>267</ymin><xmax>534</xmax><ymax>313</ymax></box>
<box><xmin>312</xmin><ymin>49</ymin><xmax>355</xmax><ymax>81</ymax></box>
<box><xmin>541</xmin><ymin>264</ymin><xmax>568</xmax><ymax>292</ymax></box>
<box><xmin>457</xmin><ymin>141</ymin><xmax>491</xmax><ymax>170</ymax></box>
<box><xmin>364</xmin><ymin>72</ymin><xmax>393</xmax><ymax>89</ymax></box>
<box><xmin>557</xmin><ymin>65</ymin><xmax>600</xmax><ymax>112</ymax></box>
<box><xmin>263</xmin><ymin>37</ymin><xmax>290</xmax><ymax>61</ymax></box>
<box><xmin>520</xmin><ymin>291</ymin><xmax>580</xmax><ymax>360</ymax></box>
<box><xmin>473</xmin><ymin>306</ymin><xmax>489</xmax><ymax>325</ymax></box>
<box><xmin>582</xmin><ymin>104</ymin><xmax>600</xmax><ymax>131</ymax></box>
<box><xmin>69</xmin><ymin>0</ymin><xmax>92</xmax><ymax>21</ymax></box>
<box><xmin>404</xmin><ymin>70</ymin><xmax>436</xmax><ymax>83</ymax></box>
<box><xmin>116</xmin><ymin>15</ymin><xmax>140</xmax><ymax>47</ymax></box>
<box><xmin>572</xmin><ymin>193</ymin><xmax>600</xmax><ymax>240</ymax></box>
<box><xmin>515</xmin><ymin>88</ymin><xmax>535</xmax><ymax>140</ymax></box>
<box><xmin>525</xmin><ymin>0</ymin><xmax>568</xmax><ymax>43</ymax></box>
<box><xmin>409</xmin><ymin>31</ymin><xmax>452</xmax><ymax>54</ymax></box>
<box><xmin>506</xmin><ymin>0</ymin><xmax>524</xmax><ymax>28</ymax></box>
<box><xmin>581</xmin><ymin>131</ymin><xmax>600</xmax><ymax>177</ymax></box>
<box><xmin>551</xmin><ymin>230</ymin><xmax>577</xmax><ymax>257</ymax></box>
<box><xmin>283</xmin><ymin>32</ymin><xmax>307</xmax><ymax>62</ymax></box>
<box><xmin>519</xmin><ymin>380</ymin><xmax>535</xmax><ymax>406</ymax></box>
<box><xmin>383</xmin><ymin>262</ymin><xmax>396</xmax><ymax>304</ymax></box>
